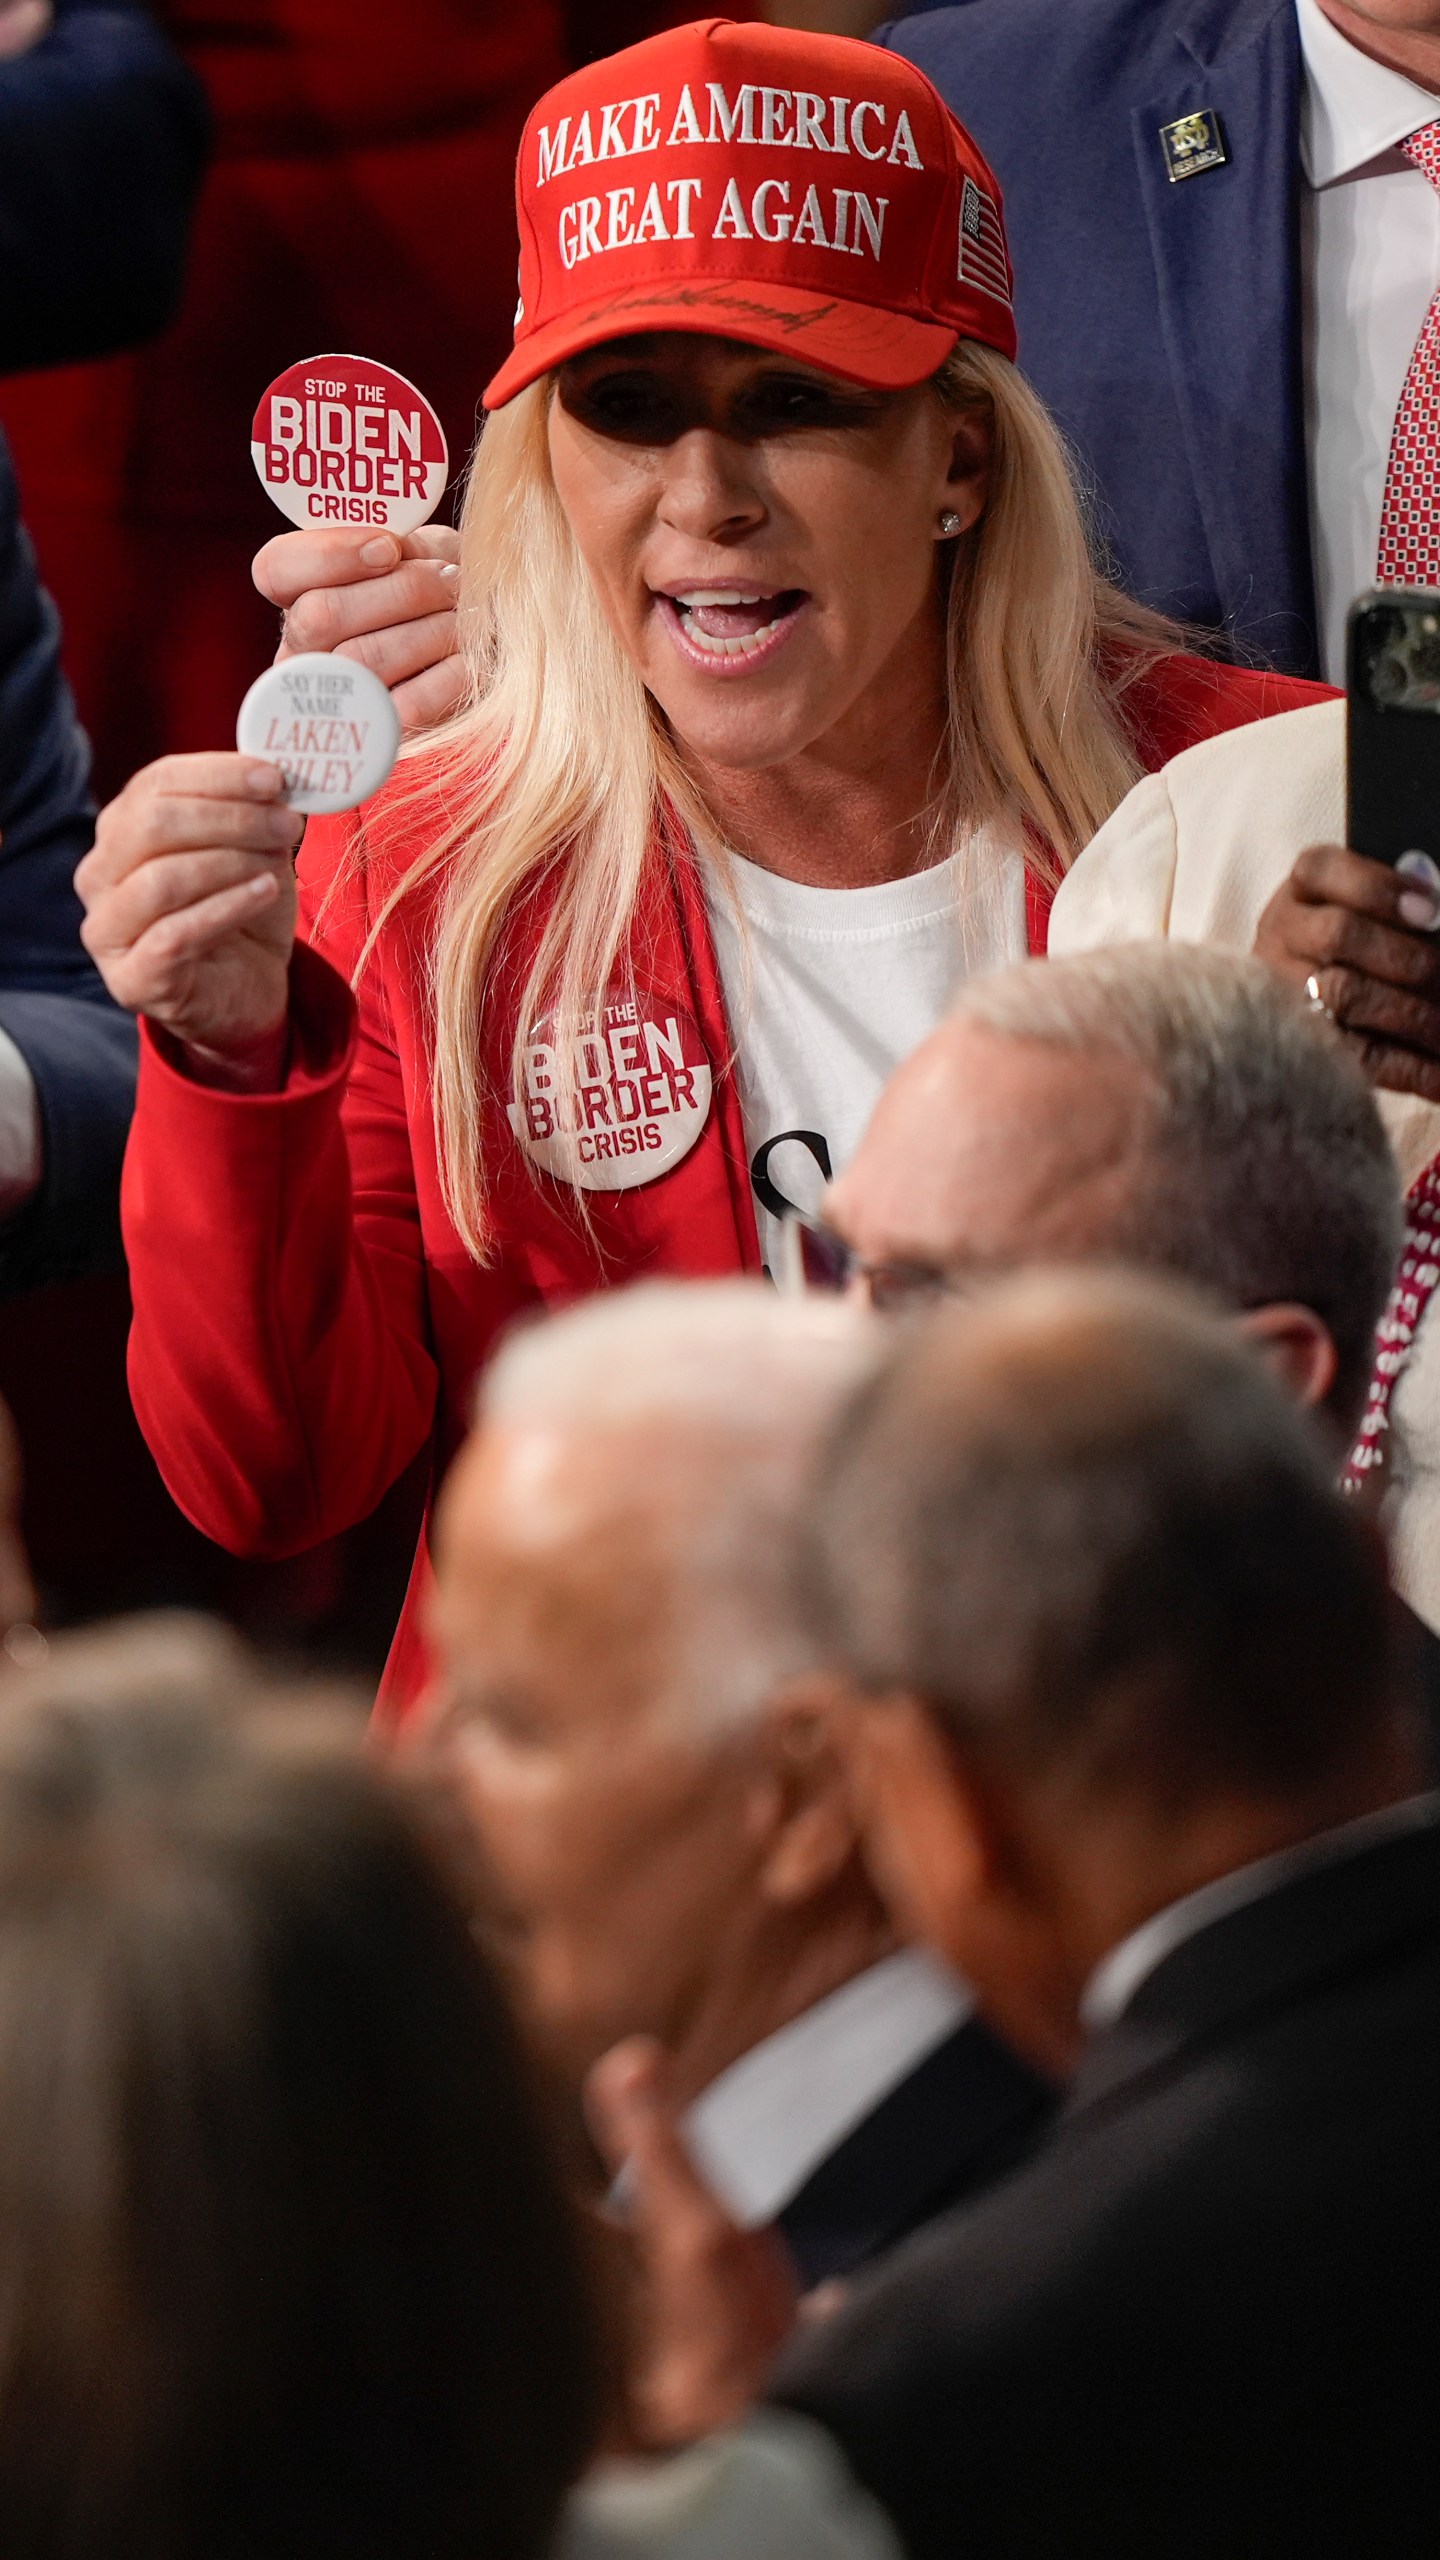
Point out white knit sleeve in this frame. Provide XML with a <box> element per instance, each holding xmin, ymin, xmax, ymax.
<box><xmin>1048</xmin><ymin>770</ymin><xmax>1180</xmax><ymax>955</ymax></box>
<box><xmin>558</xmin><ymin>2414</ymin><xmax>905</xmax><ymax>2560</ymax></box>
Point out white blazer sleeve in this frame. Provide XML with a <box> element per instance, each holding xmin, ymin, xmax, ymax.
<box><xmin>1052</xmin><ymin>699</ymin><xmax>1349</xmax><ymax>962</ymax></box>
<box><xmin>559</xmin><ymin>2414</ymin><xmax>905</xmax><ymax>2560</ymax></box>
<box><xmin>1048</xmin><ymin>771</ymin><xmax>1179</xmax><ymax>955</ymax></box>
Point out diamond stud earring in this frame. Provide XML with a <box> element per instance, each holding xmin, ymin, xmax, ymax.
<box><xmin>938</xmin><ymin>510</ymin><xmax>963</xmax><ymax>536</ymax></box>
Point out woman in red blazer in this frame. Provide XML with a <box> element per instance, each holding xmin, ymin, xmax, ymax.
<box><xmin>77</xmin><ymin>19</ymin><xmax>1325</xmax><ymax>1717</ymax></box>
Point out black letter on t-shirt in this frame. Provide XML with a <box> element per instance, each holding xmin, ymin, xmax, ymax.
<box><xmin>750</xmin><ymin>1129</ymin><xmax>834</xmax><ymax>1222</ymax></box>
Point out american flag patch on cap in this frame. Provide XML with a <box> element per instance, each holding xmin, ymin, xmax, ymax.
<box><xmin>958</xmin><ymin>176</ymin><xmax>1011</xmax><ymax>308</ymax></box>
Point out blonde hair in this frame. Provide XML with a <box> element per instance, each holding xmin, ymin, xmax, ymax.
<box><xmin>356</xmin><ymin>341</ymin><xmax>1178</xmax><ymax>1259</ymax></box>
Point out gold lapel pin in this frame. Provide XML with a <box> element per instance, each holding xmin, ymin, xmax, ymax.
<box><xmin>1159</xmin><ymin>112</ymin><xmax>1229</xmax><ymax>183</ymax></box>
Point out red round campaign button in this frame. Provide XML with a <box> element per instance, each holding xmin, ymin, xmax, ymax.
<box><xmin>251</xmin><ymin>353</ymin><xmax>449</xmax><ymax>536</ymax></box>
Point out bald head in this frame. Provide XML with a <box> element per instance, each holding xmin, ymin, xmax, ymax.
<box><xmin>808</xmin><ymin>1266</ymin><xmax>1394</xmax><ymax>1801</ymax></box>
<box><xmin>832</xmin><ymin>1012</ymin><xmax>1152</xmax><ymax>1277</ymax></box>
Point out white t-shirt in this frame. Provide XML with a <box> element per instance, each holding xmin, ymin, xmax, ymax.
<box><xmin>701</xmin><ymin>830</ymin><xmax>1028</xmax><ymax>1275</ymax></box>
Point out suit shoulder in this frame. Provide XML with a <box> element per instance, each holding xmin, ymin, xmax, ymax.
<box><xmin>1054</xmin><ymin>697</ymin><xmax>1344</xmax><ymax>959</ymax></box>
<box><xmin>1151</xmin><ymin>691</ymin><xmax>1344</xmax><ymax>809</ymax></box>
<box><xmin>1118</xmin><ymin>651</ymin><xmax>1335</xmax><ymax>773</ymax></box>
<box><xmin>883</xmin><ymin>0</ymin><xmax>1222</xmax><ymax>87</ymax></box>
<box><xmin>774</xmin><ymin>1937</ymin><xmax>1437</xmax><ymax>2414</ymax></box>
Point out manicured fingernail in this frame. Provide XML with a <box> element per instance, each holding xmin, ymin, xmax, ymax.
<box><xmin>244</xmin><ymin>762</ymin><xmax>285</xmax><ymax>798</ymax></box>
<box><xmin>438</xmin><ymin>561</ymin><xmax>460</xmax><ymax>581</ymax></box>
<box><xmin>1399</xmin><ymin>890</ymin><xmax>1440</xmax><ymax>931</ymax></box>
<box><xmin>247</xmin><ymin>871</ymin><xmax>278</xmax><ymax>898</ymax></box>
<box><xmin>361</xmin><ymin>537</ymin><xmax>399</xmax><ymax>567</ymax></box>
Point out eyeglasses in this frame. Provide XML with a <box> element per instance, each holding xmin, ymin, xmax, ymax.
<box><xmin>772</xmin><ymin>1208</ymin><xmax>970</xmax><ymax>1317</ymax></box>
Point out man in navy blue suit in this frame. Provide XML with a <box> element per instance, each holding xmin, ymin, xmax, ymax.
<box><xmin>880</xmin><ymin>0</ymin><xmax>1440</xmax><ymax>679</ymax></box>
<box><xmin>0</xmin><ymin>2</ymin><xmax>207</xmax><ymax>1292</ymax></box>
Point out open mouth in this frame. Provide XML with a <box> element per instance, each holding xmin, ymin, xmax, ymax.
<box><xmin>655</xmin><ymin>586</ymin><xmax>809</xmax><ymax>673</ymax></box>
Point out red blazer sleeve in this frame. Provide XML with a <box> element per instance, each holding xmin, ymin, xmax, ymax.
<box><xmin>124</xmin><ymin>958</ymin><xmax>438</xmax><ymax>1560</ymax></box>
<box><xmin>124</xmin><ymin>819</ymin><xmax>451</xmax><ymax>1558</ymax></box>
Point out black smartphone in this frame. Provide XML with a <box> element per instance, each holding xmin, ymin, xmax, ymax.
<box><xmin>1347</xmin><ymin>590</ymin><xmax>1440</xmax><ymax>880</ymax></box>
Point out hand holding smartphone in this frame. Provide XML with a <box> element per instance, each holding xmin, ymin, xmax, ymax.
<box><xmin>1252</xmin><ymin>587</ymin><xmax>1440</xmax><ymax>1105</ymax></box>
<box><xmin>1348</xmin><ymin>590</ymin><xmax>1440</xmax><ymax>916</ymax></box>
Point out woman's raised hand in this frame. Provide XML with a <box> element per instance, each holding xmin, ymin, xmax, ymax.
<box><xmin>1254</xmin><ymin>843</ymin><xmax>1440</xmax><ymax>1106</ymax></box>
<box><xmin>78</xmin><ymin>531</ymin><xmax>461</xmax><ymax>1083</ymax></box>
<box><xmin>77</xmin><ymin>755</ymin><xmax>303</xmax><ymax>1088</ymax></box>
<box><xmin>253</xmin><ymin>524</ymin><xmax>464</xmax><ymax>734</ymax></box>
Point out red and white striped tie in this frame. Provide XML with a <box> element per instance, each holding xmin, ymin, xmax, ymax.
<box><xmin>1345</xmin><ymin>1155</ymin><xmax>1440</xmax><ymax>1490</ymax></box>
<box><xmin>1377</xmin><ymin>120</ymin><xmax>1440</xmax><ymax>588</ymax></box>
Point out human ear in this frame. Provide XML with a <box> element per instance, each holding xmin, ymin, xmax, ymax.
<box><xmin>1234</xmin><ymin>1302</ymin><xmax>1338</xmax><ymax>1412</ymax></box>
<box><xmin>831</xmin><ymin>1687</ymin><xmax>998</xmax><ymax>1968</ymax></box>
<box><xmin>936</xmin><ymin>403</ymin><xmax>992</xmax><ymax>541</ymax></box>
<box><xmin>752</xmin><ymin>1684</ymin><xmax>867</xmax><ymax>1909</ymax></box>
<box><xmin>845</xmin><ymin>1697</ymin><xmax>1085</xmax><ymax>2077</ymax></box>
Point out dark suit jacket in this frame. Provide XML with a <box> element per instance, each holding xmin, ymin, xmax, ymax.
<box><xmin>1398</xmin><ymin>1595</ymin><xmax>1440</xmax><ymax>1778</ymax></box>
<box><xmin>0</xmin><ymin>9</ymin><xmax>205</xmax><ymax>1289</ymax></box>
<box><xmin>880</xmin><ymin>0</ymin><xmax>1320</xmax><ymax>674</ymax></box>
<box><xmin>772</xmin><ymin>1823</ymin><xmax>1440</xmax><ymax>2557</ymax></box>
<box><xmin>0</xmin><ymin>437</ymin><xmax>138</xmax><ymax>1296</ymax></box>
<box><xmin>0</xmin><ymin>0</ymin><xmax>209</xmax><ymax>372</ymax></box>
<box><xmin>777</xmin><ymin>2017</ymin><xmax>1057</xmax><ymax>2290</ymax></box>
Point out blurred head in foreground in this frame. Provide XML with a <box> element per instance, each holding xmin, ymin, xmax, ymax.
<box><xmin>0</xmin><ymin>1615</ymin><xmax>596</xmax><ymax>2560</ymax></box>
<box><xmin>806</xmin><ymin>1269</ymin><xmax>1424</xmax><ymax>2077</ymax></box>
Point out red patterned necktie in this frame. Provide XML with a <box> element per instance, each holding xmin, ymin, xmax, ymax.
<box><xmin>1377</xmin><ymin>120</ymin><xmax>1440</xmax><ymax>588</ymax></box>
<box><xmin>1360</xmin><ymin>130</ymin><xmax>1440</xmax><ymax>1474</ymax></box>
<box><xmin>1344</xmin><ymin>1154</ymin><xmax>1440</xmax><ymax>1490</ymax></box>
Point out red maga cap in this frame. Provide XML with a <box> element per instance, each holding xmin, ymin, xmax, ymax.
<box><xmin>484</xmin><ymin>15</ymin><xmax>1016</xmax><ymax>408</ymax></box>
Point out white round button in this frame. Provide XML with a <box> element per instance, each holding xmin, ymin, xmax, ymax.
<box><xmin>251</xmin><ymin>353</ymin><xmax>448</xmax><ymax>537</ymax></box>
<box><xmin>236</xmin><ymin>655</ymin><xmax>401</xmax><ymax>815</ymax></box>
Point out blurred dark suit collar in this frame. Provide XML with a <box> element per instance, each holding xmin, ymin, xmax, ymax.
<box><xmin>1068</xmin><ymin>1811</ymin><xmax>1440</xmax><ymax>2117</ymax></box>
<box><xmin>1172</xmin><ymin>0</ymin><xmax>1298</xmax><ymax>73</ymax></box>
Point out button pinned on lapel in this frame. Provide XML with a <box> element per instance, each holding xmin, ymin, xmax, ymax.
<box><xmin>507</xmin><ymin>990</ymin><xmax>713</xmax><ymax>1191</ymax></box>
<box><xmin>1159</xmin><ymin>111</ymin><xmax>1228</xmax><ymax>183</ymax></box>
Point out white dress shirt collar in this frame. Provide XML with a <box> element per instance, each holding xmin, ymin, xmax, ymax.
<box><xmin>1297</xmin><ymin>0</ymin><xmax>1440</xmax><ymax>188</ymax></box>
<box><xmin>681</xmin><ymin>1949</ymin><xmax>971</xmax><ymax>2231</ymax></box>
<box><xmin>1082</xmin><ymin>1791</ymin><xmax>1440</xmax><ymax>2035</ymax></box>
